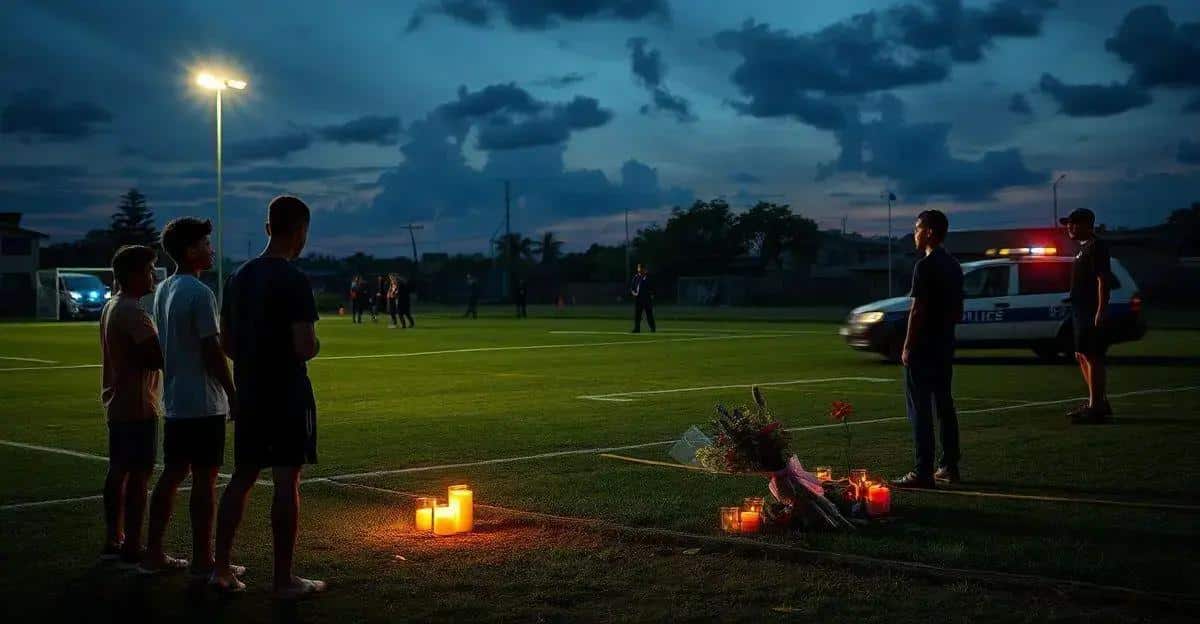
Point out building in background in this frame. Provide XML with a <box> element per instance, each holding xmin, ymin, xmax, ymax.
<box><xmin>0</xmin><ymin>213</ymin><xmax>47</xmax><ymax>316</ymax></box>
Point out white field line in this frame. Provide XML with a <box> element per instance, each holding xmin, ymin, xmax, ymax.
<box><xmin>0</xmin><ymin>364</ymin><xmax>101</xmax><ymax>373</ymax></box>
<box><xmin>5</xmin><ymin>385</ymin><xmax>1199</xmax><ymax>511</ymax></box>
<box><xmin>314</xmin><ymin>333</ymin><xmax>800</xmax><ymax>362</ymax></box>
<box><xmin>577</xmin><ymin>377</ymin><xmax>894</xmax><ymax>402</ymax></box>
<box><xmin>0</xmin><ymin>439</ymin><xmax>108</xmax><ymax>461</ymax></box>
<box><xmin>548</xmin><ymin>330</ymin><xmax>708</xmax><ymax>336</ymax></box>
<box><xmin>0</xmin><ymin>355</ymin><xmax>58</xmax><ymax>364</ymax></box>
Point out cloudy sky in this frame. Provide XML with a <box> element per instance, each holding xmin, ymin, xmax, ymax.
<box><xmin>2</xmin><ymin>0</ymin><xmax>1199</xmax><ymax>257</ymax></box>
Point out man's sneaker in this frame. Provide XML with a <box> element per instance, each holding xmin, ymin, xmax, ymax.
<box><xmin>275</xmin><ymin>577</ymin><xmax>328</xmax><ymax>601</ymax></box>
<box><xmin>1071</xmin><ymin>404</ymin><xmax>1113</xmax><ymax>425</ymax></box>
<box><xmin>934</xmin><ymin>466</ymin><xmax>961</xmax><ymax>484</ymax></box>
<box><xmin>1065</xmin><ymin>402</ymin><xmax>1090</xmax><ymax>420</ymax></box>
<box><xmin>137</xmin><ymin>554</ymin><xmax>188</xmax><ymax>576</ymax></box>
<box><xmin>190</xmin><ymin>563</ymin><xmax>246</xmax><ymax>579</ymax></box>
<box><xmin>891</xmin><ymin>471</ymin><xmax>936</xmax><ymax>489</ymax></box>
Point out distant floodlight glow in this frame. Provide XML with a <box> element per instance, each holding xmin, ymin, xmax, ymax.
<box><xmin>226</xmin><ymin>79</ymin><xmax>246</xmax><ymax>90</ymax></box>
<box><xmin>196</xmin><ymin>73</ymin><xmax>223</xmax><ymax>90</ymax></box>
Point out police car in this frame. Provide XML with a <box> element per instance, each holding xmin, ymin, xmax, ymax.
<box><xmin>840</xmin><ymin>246</ymin><xmax>1146</xmax><ymax>361</ymax></box>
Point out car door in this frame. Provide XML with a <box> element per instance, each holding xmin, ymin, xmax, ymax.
<box><xmin>1011</xmin><ymin>260</ymin><xmax>1073</xmax><ymax>340</ymax></box>
<box><xmin>956</xmin><ymin>263</ymin><xmax>1015</xmax><ymax>344</ymax></box>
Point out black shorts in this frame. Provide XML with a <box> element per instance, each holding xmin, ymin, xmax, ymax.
<box><xmin>233</xmin><ymin>408</ymin><xmax>317</xmax><ymax>468</ymax></box>
<box><xmin>163</xmin><ymin>416</ymin><xmax>226</xmax><ymax>467</ymax></box>
<box><xmin>1073</xmin><ymin>310</ymin><xmax>1108</xmax><ymax>357</ymax></box>
<box><xmin>108</xmin><ymin>420</ymin><xmax>157</xmax><ymax>470</ymax></box>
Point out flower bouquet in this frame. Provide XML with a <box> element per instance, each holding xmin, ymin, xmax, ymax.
<box><xmin>695</xmin><ymin>387</ymin><xmax>855</xmax><ymax>531</ymax></box>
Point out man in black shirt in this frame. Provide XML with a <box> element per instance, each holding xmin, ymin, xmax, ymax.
<box><xmin>515</xmin><ymin>280</ymin><xmax>528</xmax><ymax>318</ymax></box>
<box><xmin>1062</xmin><ymin>208</ymin><xmax>1113</xmax><ymax>423</ymax></box>
<box><xmin>630</xmin><ymin>264</ymin><xmax>656</xmax><ymax>333</ymax></box>
<box><xmin>464</xmin><ymin>274</ymin><xmax>479</xmax><ymax>319</ymax></box>
<box><xmin>893</xmin><ymin>210</ymin><xmax>964</xmax><ymax>489</ymax></box>
<box><xmin>211</xmin><ymin>195</ymin><xmax>326</xmax><ymax>599</ymax></box>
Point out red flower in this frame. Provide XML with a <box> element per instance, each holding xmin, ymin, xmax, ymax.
<box><xmin>830</xmin><ymin>400</ymin><xmax>854</xmax><ymax>423</ymax></box>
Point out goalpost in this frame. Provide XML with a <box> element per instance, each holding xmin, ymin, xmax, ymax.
<box><xmin>36</xmin><ymin>267</ymin><xmax>168</xmax><ymax>321</ymax></box>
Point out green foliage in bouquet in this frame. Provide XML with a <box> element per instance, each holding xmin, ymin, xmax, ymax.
<box><xmin>695</xmin><ymin>386</ymin><xmax>790</xmax><ymax>473</ymax></box>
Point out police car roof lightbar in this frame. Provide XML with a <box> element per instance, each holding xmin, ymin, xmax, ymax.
<box><xmin>985</xmin><ymin>246</ymin><xmax>1058</xmax><ymax>257</ymax></box>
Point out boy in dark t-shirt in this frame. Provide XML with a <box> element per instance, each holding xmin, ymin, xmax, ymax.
<box><xmin>210</xmin><ymin>196</ymin><xmax>326</xmax><ymax>599</ymax></box>
<box><xmin>1062</xmin><ymin>208</ymin><xmax>1113</xmax><ymax>423</ymax></box>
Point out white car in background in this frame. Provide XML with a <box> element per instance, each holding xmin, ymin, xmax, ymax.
<box><xmin>841</xmin><ymin>247</ymin><xmax>1146</xmax><ymax>361</ymax></box>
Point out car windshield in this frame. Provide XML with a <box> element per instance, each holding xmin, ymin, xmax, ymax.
<box><xmin>62</xmin><ymin>275</ymin><xmax>107</xmax><ymax>292</ymax></box>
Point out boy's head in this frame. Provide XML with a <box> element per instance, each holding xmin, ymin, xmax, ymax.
<box><xmin>111</xmin><ymin>245</ymin><xmax>158</xmax><ymax>297</ymax></box>
<box><xmin>266</xmin><ymin>195</ymin><xmax>311</xmax><ymax>259</ymax></box>
<box><xmin>914</xmin><ymin>209</ymin><xmax>949</xmax><ymax>251</ymax></box>
<box><xmin>160</xmin><ymin>217</ymin><xmax>214</xmax><ymax>273</ymax></box>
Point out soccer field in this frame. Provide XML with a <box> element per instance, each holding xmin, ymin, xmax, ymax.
<box><xmin>1</xmin><ymin>307</ymin><xmax>1198</xmax><ymax>622</ymax></box>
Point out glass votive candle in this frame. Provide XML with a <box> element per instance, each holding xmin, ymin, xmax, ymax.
<box><xmin>738</xmin><ymin>510</ymin><xmax>762</xmax><ymax>534</ymax></box>
<box><xmin>814</xmin><ymin>466</ymin><xmax>833</xmax><ymax>481</ymax></box>
<box><xmin>719</xmin><ymin>506</ymin><xmax>741</xmax><ymax>533</ymax></box>
<box><xmin>849</xmin><ymin>469</ymin><xmax>869</xmax><ymax>485</ymax></box>
<box><xmin>741</xmin><ymin>496</ymin><xmax>765</xmax><ymax>514</ymax></box>
<box><xmin>414</xmin><ymin>496</ymin><xmax>436</xmax><ymax>532</ymax></box>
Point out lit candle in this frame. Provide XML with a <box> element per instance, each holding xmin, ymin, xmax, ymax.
<box><xmin>448</xmin><ymin>485</ymin><xmax>473</xmax><ymax>533</ymax></box>
<box><xmin>867</xmin><ymin>484</ymin><xmax>892</xmax><ymax>516</ymax></box>
<box><xmin>414</xmin><ymin>496</ymin><xmax>436</xmax><ymax>532</ymax></box>
<box><xmin>738</xmin><ymin>511</ymin><xmax>762</xmax><ymax>534</ymax></box>
<box><xmin>433</xmin><ymin>505</ymin><xmax>457</xmax><ymax>536</ymax></box>
<box><xmin>742</xmin><ymin>497</ymin><xmax>765</xmax><ymax>514</ymax></box>
<box><xmin>849</xmin><ymin>468</ymin><xmax>868</xmax><ymax>487</ymax></box>
<box><xmin>719</xmin><ymin>506</ymin><xmax>740</xmax><ymax>534</ymax></box>
<box><xmin>814</xmin><ymin>466</ymin><xmax>833</xmax><ymax>481</ymax></box>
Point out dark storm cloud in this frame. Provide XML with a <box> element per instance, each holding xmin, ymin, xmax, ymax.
<box><xmin>1008</xmin><ymin>92</ymin><xmax>1033</xmax><ymax>116</ymax></box>
<box><xmin>433</xmin><ymin>85</ymin><xmax>611</xmax><ymax>151</ymax></box>
<box><xmin>0</xmin><ymin>164</ymin><xmax>87</xmax><ymax>182</ymax></box>
<box><xmin>729</xmin><ymin>172</ymin><xmax>761</xmax><ymax>184</ymax></box>
<box><xmin>1037</xmin><ymin>74</ymin><xmax>1152</xmax><ymax>117</ymax></box>
<box><xmin>531</xmin><ymin>72</ymin><xmax>592</xmax><ymax>88</ymax></box>
<box><xmin>317</xmin><ymin>115</ymin><xmax>402</xmax><ymax>146</ymax></box>
<box><xmin>1185</xmin><ymin>95</ymin><xmax>1200</xmax><ymax>114</ymax></box>
<box><xmin>437</xmin><ymin>84</ymin><xmax>544</xmax><ymax>125</ymax></box>
<box><xmin>208</xmin><ymin>165</ymin><xmax>389</xmax><ymax>184</ymax></box>
<box><xmin>889</xmin><ymin>0</ymin><xmax>1056</xmax><ymax>63</ymax></box>
<box><xmin>818</xmin><ymin>94</ymin><xmax>1044</xmax><ymax>201</ymax></box>
<box><xmin>626</xmin><ymin>37</ymin><xmax>694</xmax><ymax>123</ymax></box>
<box><xmin>227</xmin><ymin>132</ymin><xmax>313</xmax><ymax>162</ymax></box>
<box><xmin>1105</xmin><ymin>5</ymin><xmax>1200</xmax><ymax>89</ymax></box>
<box><xmin>0</xmin><ymin>90</ymin><xmax>112</xmax><ymax>142</ymax></box>
<box><xmin>407</xmin><ymin>0</ymin><xmax>670</xmax><ymax>31</ymax></box>
<box><xmin>1179</xmin><ymin>140</ymin><xmax>1200</xmax><ymax>165</ymax></box>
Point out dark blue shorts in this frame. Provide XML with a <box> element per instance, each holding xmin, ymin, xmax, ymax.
<box><xmin>1072</xmin><ymin>310</ymin><xmax>1108</xmax><ymax>357</ymax></box>
<box><xmin>107</xmin><ymin>420</ymin><xmax>157</xmax><ymax>470</ymax></box>
<box><xmin>163</xmin><ymin>416</ymin><xmax>226</xmax><ymax>467</ymax></box>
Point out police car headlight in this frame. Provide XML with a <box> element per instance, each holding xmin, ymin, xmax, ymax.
<box><xmin>855</xmin><ymin>311</ymin><xmax>885</xmax><ymax>324</ymax></box>
<box><xmin>68</xmin><ymin>291</ymin><xmax>82</xmax><ymax>301</ymax></box>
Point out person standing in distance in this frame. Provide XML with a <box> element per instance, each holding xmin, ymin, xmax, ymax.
<box><xmin>1062</xmin><ymin>208</ymin><xmax>1114</xmax><ymax>424</ymax></box>
<box><xmin>631</xmin><ymin>263</ymin><xmax>656</xmax><ymax>333</ymax></box>
<box><xmin>515</xmin><ymin>279</ymin><xmax>528</xmax><ymax>318</ymax></box>
<box><xmin>892</xmin><ymin>210</ymin><xmax>964</xmax><ymax>489</ymax></box>
<box><xmin>210</xmin><ymin>196</ymin><xmax>326</xmax><ymax>599</ymax></box>
<box><xmin>464</xmin><ymin>273</ymin><xmax>479</xmax><ymax>319</ymax></box>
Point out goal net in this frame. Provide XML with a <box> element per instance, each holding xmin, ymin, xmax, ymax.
<box><xmin>36</xmin><ymin>267</ymin><xmax>167</xmax><ymax>321</ymax></box>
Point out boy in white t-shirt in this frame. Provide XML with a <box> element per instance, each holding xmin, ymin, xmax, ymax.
<box><xmin>140</xmin><ymin>217</ymin><xmax>243</xmax><ymax>578</ymax></box>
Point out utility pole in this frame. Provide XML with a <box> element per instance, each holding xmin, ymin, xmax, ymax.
<box><xmin>841</xmin><ymin>215</ymin><xmax>847</xmax><ymax>236</ymax></box>
<box><xmin>624</xmin><ymin>206</ymin><xmax>631</xmax><ymax>287</ymax></box>
<box><xmin>504</xmin><ymin>179</ymin><xmax>512</xmax><ymax>297</ymax></box>
<box><xmin>399</xmin><ymin>224</ymin><xmax>424</xmax><ymax>274</ymax></box>
<box><xmin>882</xmin><ymin>191</ymin><xmax>896</xmax><ymax>297</ymax></box>
<box><xmin>1053</xmin><ymin>173</ymin><xmax>1067</xmax><ymax>227</ymax></box>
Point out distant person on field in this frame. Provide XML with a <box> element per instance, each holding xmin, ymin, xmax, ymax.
<box><xmin>464</xmin><ymin>273</ymin><xmax>479</xmax><ymax>319</ymax></box>
<box><xmin>372</xmin><ymin>275</ymin><xmax>386</xmax><ymax>323</ymax></box>
<box><xmin>1062</xmin><ymin>208</ymin><xmax>1114</xmax><ymax>424</ymax></box>
<box><xmin>892</xmin><ymin>210</ymin><xmax>964</xmax><ymax>489</ymax></box>
<box><xmin>140</xmin><ymin>218</ymin><xmax>243</xmax><ymax>577</ymax></box>
<box><xmin>210</xmin><ymin>195</ymin><xmax>326</xmax><ymax>599</ymax></box>
<box><xmin>630</xmin><ymin>263</ymin><xmax>656</xmax><ymax>333</ymax></box>
<box><xmin>515</xmin><ymin>279</ymin><xmax>528</xmax><ymax>318</ymax></box>
<box><xmin>396</xmin><ymin>275</ymin><xmax>414</xmax><ymax>328</ymax></box>
<box><xmin>98</xmin><ymin>244</ymin><xmax>163</xmax><ymax>567</ymax></box>
<box><xmin>350</xmin><ymin>275</ymin><xmax>368</xmax><ymax>324</ymax></box>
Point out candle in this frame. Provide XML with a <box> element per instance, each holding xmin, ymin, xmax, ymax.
<box><xmin>448</xmin><ymin>485</ymin><xmax>474</xmax><ymax>533</ymax></box>
<box><xmin>814</xmin><ymin>466</ymin><xmax>833</xmax><ymax>481</ymax></box>
<box><xmin>719</xmin><ymin>506</ymin><xmax>740</xmax><ymax>533</ymax></box>
<box><xmin>867</xmin><ymin>484</ymin><xmax>892</xmax><ymax>516</ymax></box>
<box><xmin>738</xmin><ymin>511</ymin><xmax>762</xmax><ymax>534</ymax></box>
<box><xmin>433</xmin><ymin>505</ymin><xmax>457</xmax><ymax>536</ymax></box>
<box><xmin>741</xmin><ymin>496</ymin><xmax>765</xmax><ymax>514</ymax></box>
<box><xmin>849</xmin><ymin>468</ymin><xmax>868</xmax><ymax>486</ymax></box>
<box><xmin>414</xmin><ymin>496</ymin><xmax>436</xmax><ymax>532</ymax></box>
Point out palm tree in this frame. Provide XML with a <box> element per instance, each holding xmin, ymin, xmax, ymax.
<box><xmin>494</xmin><ymin>233</ymin><xmax>534</xmax><ymax>265</ymax></box>
<box><xmin>534</xmin><ymin>231</ymin><xmax>564</xmax><ymax>265</ymax></box>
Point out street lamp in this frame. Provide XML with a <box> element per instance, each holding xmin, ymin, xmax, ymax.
<box><xmin>881</xmin><ymin>191</ymin><xmax>896</xmax><ymax>297</ymax></box>
<box><xmin>195</xmin><ymin>71</ymin><xmax>247</xmax><ymax>309</ymax></box>
<box><xmin>1052</xmin><ymin>173</ymin><xmax>1067</xmax><ymax>227</ymax></box>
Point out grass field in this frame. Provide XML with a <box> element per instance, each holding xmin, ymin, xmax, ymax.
<box><xmin>1</xmin><ymin>304</ymin><xmax>1198</xmax><ymax>622</ymax></box>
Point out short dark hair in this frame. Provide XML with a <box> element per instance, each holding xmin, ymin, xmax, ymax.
<box><xmin>267</xmin><ymin>195</ymin><xmax>310</xmax><ymax>235</ymax></box>
<box><xmin>160</xmin><ymin>217</ymin><xmax>212</xmax><ymax>267</ymax></box>
<box><xmin>111</xmin><ymin>245</ymin><xmax>157</xmax><ymax>291</ymax></box>
<box><xmin>917</xmin><ymin>209</ymin><xmax>949</xmax><ymax>240</ymax></box>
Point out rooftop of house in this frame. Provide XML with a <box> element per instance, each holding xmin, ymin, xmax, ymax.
<box><xmin>0</xmin><ymin>213</ymin><xmax>47</xmax><ymax>239</ymax></box>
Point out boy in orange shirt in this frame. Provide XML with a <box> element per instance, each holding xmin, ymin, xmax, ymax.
<box><xmin>98</xmin><ymin>245</ymin><xmax>163</xmax><ymax>566</ymax></box>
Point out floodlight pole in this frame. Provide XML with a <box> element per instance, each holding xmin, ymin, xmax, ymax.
<box><xmin>885</xmin><ymin>191</ymin><xmax>894</xmax><ymax>298</ymax></box>
<box><xmin>216</xmin><ymin>88</ymin><xmax>224</xmax><ymax>309</ymax></box>
<box><xmin>624</xmin><ymin>206</ymin><xmax>630</xmax><ymax>287</ymax></box>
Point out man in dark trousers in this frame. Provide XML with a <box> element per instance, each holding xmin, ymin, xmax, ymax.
<box><xmin>514</xmin><ymin>280</ymin><xmax>528</xmax><ymax>318</ymax></box>
<box><xmin>893</xmin><ymin>210</ymin><xmax>964</xmax><ymax>489</ymax></box>
<box><xmin>463</xmin><ymin>274</ymin><xmax>479</xmax><ymax>319</ymax></box>
<box><xmin>1062</xmin><ymin>208</ymin><xmax>1113</xmax><ymax>424</ymax></box>
<box><xmin>630</xmin><ymin>263</ymin><xmax>656</xmax><ymax>333</ymax></box>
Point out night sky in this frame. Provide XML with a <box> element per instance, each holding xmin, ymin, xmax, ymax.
<box><xmin>2</xmin><ymin>1</ymin><xmax>1199</xmax><ymax>257</ymax></box>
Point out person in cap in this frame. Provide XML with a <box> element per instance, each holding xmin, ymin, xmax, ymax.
<box><xmin>1061</xmin><ymin>208</ymin><xmax>1113</xmax><ymax>424</ymax></box>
